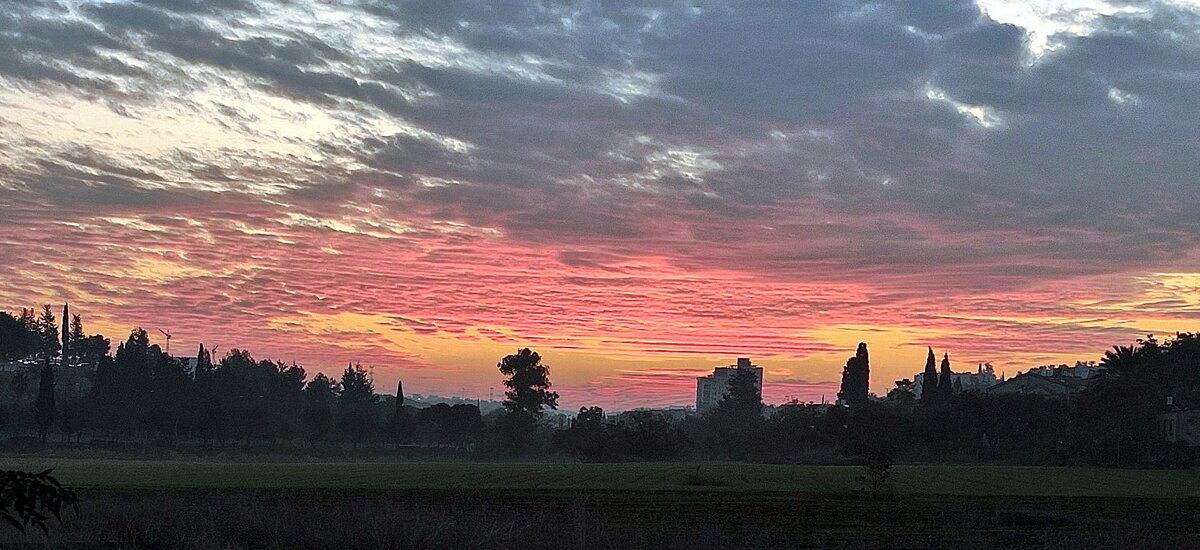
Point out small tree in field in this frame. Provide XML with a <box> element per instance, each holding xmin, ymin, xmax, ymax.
<box><xmin>856</xmin><ymin>450</ymin><xmax>893</xmax><ymax>499</ymax></box>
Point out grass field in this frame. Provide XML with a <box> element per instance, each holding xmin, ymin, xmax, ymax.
<box><xmin>0</xmin><ymin>458</ymin><xmax>1198</xmax><ymax>498</ymax></box>
<box><xmin>1</xmin><ymin>459</ymin><xmax>1198</xmax><ymax>548</ymax></box>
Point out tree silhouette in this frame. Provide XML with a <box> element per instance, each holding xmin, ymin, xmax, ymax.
<box><xmin>34</xmin><ymin>358</ymin><xmax>54</xmax><ymax>443</ymax></box>
<box><xmin>263</xmin><ymin>361</ymin><xmax>306</xmax><ymax>441</ymax></box>
<box><xmin>35</xmin><ymin>306</ymin><xmax>58</xmax><ymax>359</ymax></box>
<box><xmin>386</xmin><ymin>380</ymin><xmax>413</xmax><ymax>447</ymax></box>
<box><xmin>497</xmin><ymin>348</ymin><xmax>559</xmax><ymax>417</ymax></box>
<box><xmin>337</xmin><ymin>364</ymin><xmax>377</xmax><ymax>445</ymax></box>
<box><xmin>0</xmin><ymin>469</ymin><xmax>78</xmax><ymax>535</ymax></box>
<box><xmin>938</xmin><ymin>353</ymin><xmax>953</xmax><ymax>401</ymax></box>
<box><xmin>0</xmin><ymin>312</ymin><xmax>38</xmax><ymax>366</ymax></box>
<box><xmin>74</xmin><ymin>335</ymin><xmax>108</xmax><ymax>368</ymax></box>
<box><xmin>576</xmin><ymin>406</ymin><xmax>605</xmax><ymax>428</ymax></box>
<box><xmin>59</xmin><ymin>305</ymin><xmax>69</xmax><ymax>363</ymax></box>
<box><xmin>556</xmin><ymin>406</ymin><xmax>611</xmax><ymax>460</ymax></box>
<box><xmin>302</xmin><ymin>373</ymin><xmax>338</xmax><ymax>444</ymax></box>
<box><xmin>838</xmin><ymin>343</ymin><xmax>870</xmax><ymax>405</ymax></box>
<box><xmin>856</xmin><ymin>450</ymin><xmax>893</xmax><ymax>499</ymax></box>
<box><xmin>68</xmin><ymin>315</ymin><xmax>84</xmax><ymax>357</ymax></box>
<box><xmin>92</xmin><ymin>329</ymin><xmax>154</xmax><ymax>434</ymax></box>
<box><xmin>920</xmin><ymin>347</ymin><xmax>939</xmax><ymax>405</ymax></box>
<box><xmin>193</xmin><ymin>344</ymin><xmax>214</xmax><ymax>379</ymax></box>
<box><xmin>416</xmin><ymin>403</ymin><xmax>482</xmax><ymax>447</ymax></box>
<box><xmin>145</xmin><ymin>346</ymin><xmax>192</xmax><ymax>444</ymax></box>
<box><xmin>1101</xmin><ymin>345</ymin><xmax>1138</xmax><ymax>376</ymax></box>
<box><xmin>716</xmin><ymin>367</ymin><xmax>763</xmax><ymax>419</ymax></box>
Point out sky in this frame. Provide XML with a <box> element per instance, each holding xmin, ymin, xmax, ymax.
<box><xmin>1</xmin><ymin>0</ymin><xmax>1199</xmax><ymax>411</ymax></box>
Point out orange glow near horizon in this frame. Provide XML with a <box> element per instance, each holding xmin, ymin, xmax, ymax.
<box><xmin>2</xmin><ymin>207</ymin><xmax>1195</xmax><ymax>410</ymax></box>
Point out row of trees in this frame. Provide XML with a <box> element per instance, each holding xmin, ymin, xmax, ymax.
<box><xmin>554</xmin><ymin>333</ymin><xmax>1200</xmax><ymax>466</ymax></box>
<box><xmin>0</xmin><ymin>307</ymin><xmax>565</xmax><ymax>452</ymax></box>
<box><xmin>0</xmin><ymin>306</ymin><xmax>105</xmax><ymax>369</ymax></box>
<box><xmin>1</xmin><ymin>304</ymin><xmax>1196</xmax><ymax>465</ymax></box>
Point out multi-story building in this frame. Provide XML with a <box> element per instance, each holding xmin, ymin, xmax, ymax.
<box><xmin>695</xmin><ymin>358</ymin><xmax>763</xmax><ymax>412</ymax></box>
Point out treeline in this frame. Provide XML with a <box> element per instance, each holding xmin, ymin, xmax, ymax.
<box><xmin>0</xmin><ymin>307</ymin><xmax>563</xmax><ymax>454</ymax></box>
<box><xmin>1</xmin><ymin>305</ymin><xmax>1197</xmax><ymax>466</ymax></box>
<box><xmin>554</xmin><ymin>333</ymin><xmax>1200</xmax><ymax>467</ymax></box>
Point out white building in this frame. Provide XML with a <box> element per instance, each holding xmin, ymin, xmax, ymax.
<box><xmin>1025</xmin><ymin>361</ymin><xmax>1102</xmax><ymax>380</ymax></box>
<box><xmin>695</xmin><ymin>358</ymin><xmax>763</xmax><ymax>412</ymax></box>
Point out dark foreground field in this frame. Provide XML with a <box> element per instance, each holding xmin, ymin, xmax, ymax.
<box><xmin>1</xmin><ymin>460</ymin><xmax>1198</xmax><ymax>549</ymax></box>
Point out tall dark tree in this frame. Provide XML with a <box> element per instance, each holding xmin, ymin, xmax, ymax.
<box><xmin>144</xmin><ymin>346</ymin><xmax>193</xmax><ymax>443</ymax></box>
<box><xmin>17</xmin><ymin>309</ymin><xmax>36</xmax><ymax>335</ymax></box>
<box><xmin>386</xmin><ymin>380</ymin><xmax>413</xmax><ymax>447</ymax></box>
<box><xmin>716</xmin><ymin>367</ymin><xmax>763</xmax><ymax>418</ymax></box>
<box><xmin>302</xmin><ymin>373</ymin><xmax>338</xmax><ymax>444</ymax></box>
<box><xmin>194</xmin><ymin>344</ymin><xmax>214</xmax><ymax>379</ymax></box>
<box><xmin>68</xmin><ymin>314</ymin><xmax>84</xmax><ymax>363</ymax></box>
<box><xmin>838</xmin><ymin>343</ymin><xmax>870</xmax><ymax>405</ymax></box>
<box><xmin>59</xmin><ymin>305</ymin><xmax>69</xmax><ymax>361</ymax></box>
<box><xmin>497</xmin><ymin>348</ymin><xmax>559</xmax><ymax>417</ymax></box>
<box><xmin>263</xmin><ymin>360</ymin><xmax>306</xmax><ymax>441</ymax></box>
<box><xmin>493</xmin><ymin>349</ymin><xmax>559</xmax><ymax>456</ymax></box>
<box><xmin>0</xmin><ymin>312</ymin><xmax>38</xmax><ymax>366</ymax></box>
<box><xmin>75</xmin><ymin>335</ymin><xmax>108</xmax><ymax>367</ymax></box>
<box><xmin>34</xmin><ymin>358</ymin><xmax>54</xmax><ymax>443</ymax></box>
<box><xmin>69</xmin><ymin>315</ymin><xmax>83</xmax><ymax>347</ymax></box>
<box><xmin>938</xmin><ymin>353</ymin><xmax>953</xmax><ymax>400</ymax></box>
<box><xmin>921</xmin><ymin>347</ymin><xmax>939</xmax><ymax>405</ymax></box>
<box><xmin>212</xmin><ymin>349</ymin><xmax>266</xmax><ymax>442</ymax></box>
<box><xmin>35</xmin><ymin>305</ymin><xmax>59</xmax><ymax>359</ymax></box>
<box><xmin>337</xmin><ymin>363</ymin><xmax>377</xmax><ymax>445</ymax></box>
<box><xmin>90</xmin><ymin>328</ymin><xmax>153</xmax><ymax>434</ymax></box>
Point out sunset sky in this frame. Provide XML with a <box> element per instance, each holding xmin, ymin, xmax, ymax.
<box><xmin>2</xmin><ymin>0</ymin><xmax>1199</xmax><ymax>410</ymax></box>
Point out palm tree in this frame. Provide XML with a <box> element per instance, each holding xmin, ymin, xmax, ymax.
<box><xmin>1100</xmin><ymin>345</ymin><xmax>1138</xmax><ymax>376</ymax></box>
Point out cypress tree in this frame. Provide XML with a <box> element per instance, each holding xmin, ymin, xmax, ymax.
<box><xmin>60</xmin><ymin>304</ymin><xmax>69</xmax><ymax>362</ymax></box>
<box><xmin>921</xmin><ymin>347</ymin><xmax>938</xmax><ymax>404</ymax></box>
<box><xmin>838</xmin><ymin>343</ymin><xmax>870</xmax><ymax>405</ymax></box>
<box><xmin>387</xmin><ymin>380</ymin><xmax>411</xmax><ymax>447</ymax></box>
<box><xmin>938</xmin><ymin>353</ymin><xmax>953</xmax><ymax>401</ymax></box>
<box><xmin>194</xmin><ymin>344</ymin><xmax>213</xmax><ymax>378</ymax></box>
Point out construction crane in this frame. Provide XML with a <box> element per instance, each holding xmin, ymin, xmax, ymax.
<box><xmin>157</xmin><ymin>328</ymin><xmax>172</xmax><ymax>356</ymax></box>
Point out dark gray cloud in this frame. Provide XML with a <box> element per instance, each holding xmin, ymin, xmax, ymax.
<box><xmin>1</xmin><ymin>0</ymin><xmax>1199</xmax><ymax>292</ymax></box>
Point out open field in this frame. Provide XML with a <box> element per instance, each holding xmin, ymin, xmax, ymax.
<box><xmin>0</xmin><ymin>460</ymin><xmax>1198</xmax><ymax>548</ymax></box>
<box><xmin>0</xmin><ymin>458</ymin><xmax>1198</xmax><ymax>498</ymax></box>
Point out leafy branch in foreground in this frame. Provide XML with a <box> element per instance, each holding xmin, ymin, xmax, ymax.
<box><xmin>0</xmin><ymin>469</ymin><xmax>79</xmax><ymax>535</ymax></box>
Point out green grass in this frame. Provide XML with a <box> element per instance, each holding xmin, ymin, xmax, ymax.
<box><xmin>0</xmin><ymin>458</ymin><xmax>1197</xmax><ymax>498</ymax></box>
